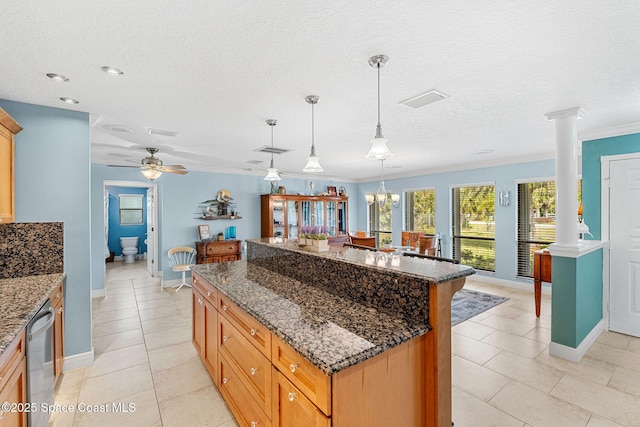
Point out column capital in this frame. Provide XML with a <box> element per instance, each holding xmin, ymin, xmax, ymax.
<box><xmin>545</xmin><ymin>107</ymin><xmax>585</xmax><ymax>121</ymax></box>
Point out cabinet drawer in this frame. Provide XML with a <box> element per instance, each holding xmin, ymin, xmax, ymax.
<box><xmin>206</xmin><ymin>242</ymin><xmax>239</xmax><ymax>255</ymax></box>
<box><xmin>219</xmin><ymin>353</ymin><xmax>271</xmax><ymax>427</ymax></box>
<box><xmin>193</xmin><ymin>273</ymin><xmax>216</xmax><ymax>305</ymax></box>
<box><xmin>218</xmin><ymin>294</ymin><xmax>271</xmax><ymax>358</ymax></box>
<box><xmin>271</xmin><ymin>336</ymin><xmax>331</xmax><ymax>416</ymax></box>
<box><xmin>272</xmin><ymin>368</ymin><xmax>330</xmax><ymax>427</ymax></box>
<box><xmin>219</xmin><ymin>316</ymin><xmax>271</xmax><ymax>417</ymax></box>
<box><xmin>0</xmin><ymin>330</ymin><xmax>25</xmax><ymax>393</ymax></box>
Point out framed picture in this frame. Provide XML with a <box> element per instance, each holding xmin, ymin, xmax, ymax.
<box><xmin>327</xmin><ymin>186</ymin><xmax>337</xmax><ymax>196</ymax></box>
<box><xmin>198</xmin><ymin>224</ymin><xmax>211</xmax><ymax>240</ymax></box>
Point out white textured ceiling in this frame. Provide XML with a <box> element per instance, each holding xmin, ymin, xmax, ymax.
<box><xmin>2</xmin><ymin>1</ymin><xmax>640</xmax><ymax>181</ymax></box>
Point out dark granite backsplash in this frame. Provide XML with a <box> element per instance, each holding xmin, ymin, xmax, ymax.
<box><xmin>0</xmin><ymin>222</ymin><xmax>64</xmax><ymax>279</ymax></box>
<box><xmin>246</xmin><ymin>240</ymin><xmax>430</xmax><ymax>323</ymax></box>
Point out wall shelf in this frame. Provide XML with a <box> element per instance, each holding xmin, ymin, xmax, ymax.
<box><xmin>197</xmin><ymin>215</ymin><xmax>243</xmax><ymax>221</ymax></box>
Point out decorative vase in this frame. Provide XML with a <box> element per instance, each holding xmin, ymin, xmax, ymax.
<box><xmin>310</xmin><ymin>239</ymin><xmax>329</xmax><ymax>252</ymax></box>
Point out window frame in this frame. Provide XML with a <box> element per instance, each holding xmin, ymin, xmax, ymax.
<box><xmin>119</xmin><ymin>194</ymin><xmax>144</xmax><ymax>225</ymax></box>
<box><xmin>404</xmin><ymin>187</ymin><xmax>436</xmax><ymax>234</ymax></box>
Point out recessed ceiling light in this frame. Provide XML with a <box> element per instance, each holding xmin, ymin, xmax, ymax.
<box><xmin>60</xmin><ymin>97</ymin><xmax>79</xmax><ymax>104</ymax></box>
<box><xmin>103</xmin><ymin>124</ymin><xmax>133</xmax><ymax>133</ymax></box>
<box><xmin>472</xmin><ymin>149</ymin><xmax>494</xmax><ymax>155</ymax></box>
<box><xmin>46</xmin><ymin>73</ymin><xmax>69</xmax><ymax>82</ymax></box>
<box><xmin>101</xmin><ymin>66</ymin><xmax>124</xmax><ymax>76</ymax></box>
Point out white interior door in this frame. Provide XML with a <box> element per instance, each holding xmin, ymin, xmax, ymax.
<box><xmin>146</xmin><ymin>186</ymin><xmax>158</xmax><ymax>277</ymax></box>
<box><xmin>609</xmin><ymin>157</ymin><xmax>640</xmax><ymax>337</ymax></box>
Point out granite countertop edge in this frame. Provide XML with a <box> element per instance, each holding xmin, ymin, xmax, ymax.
<box><xmin>0</xmin><ymin>273</ymin><xmax>66</xmax><ymax>356</ymax></box>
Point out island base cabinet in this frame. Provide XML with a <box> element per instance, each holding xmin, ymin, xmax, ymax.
<box><xmin>192</xmin><ymin>287</ymin><xmax>218</xmax><ymax>384</ymax></box>
<box><xmin>51</xmin><ymin>281</ymin><xmax>64</xmax><ymax>385</ymax></box>
<box><xmin>272</xmin><ymin>369</ymin><xmax>329</xmax><ymax>427</ymax></box>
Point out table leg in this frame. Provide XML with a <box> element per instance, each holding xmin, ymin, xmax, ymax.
<box><xmin>534</xmin><ymin>278</ymin><xmax>541</xmax><ymax>317</ymax></box>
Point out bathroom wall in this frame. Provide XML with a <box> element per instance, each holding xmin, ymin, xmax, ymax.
<box><xmin>0</xmin><ymin>222</ymin><xmax>64</xmax><ymax>279</ymax></box>
<box><xmin>106</xmin><ymin>186</ymin><xmax>147</xmax><ymax>256</ymax></box>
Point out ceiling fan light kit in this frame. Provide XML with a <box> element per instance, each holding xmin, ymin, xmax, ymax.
<box><xmin>302</xmin><ymin>95</ymin><xmax>324</xmax><ymax>173</ymax></box>
<box><xmin>366</xmin><ymin>54</ymin><xmax>393</xmax><ymax>161</ymax></box>
<box><xmin>264</xmin><ymin>119</ymin><xmax>281</xmax><ymax>181</ymax></box>
<box><xmin>108</xmin><ymin>147</ymin><xmax>188</xmax><ymax>181</ymax></box>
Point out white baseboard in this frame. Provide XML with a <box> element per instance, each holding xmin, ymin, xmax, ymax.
<box><xmin>91</xmin><ymin>288</ymin><xmax>106</xmax><ymax>298</ymax></box>
<box><xmin>161</xmin><ymin>278</ymin><xmax>192</xmax><ymax>290</ymax></box>
<box><xmin>549</xmin><ymin>319</ymin><xmax>604</xmax><ymax>362</ymax></box>
<box><xmin>63</xmin><ymin>348</ymin><xmax>95</xmax><ymax>372</ymax></box>
<box><xmin>470</xmin><ymin>274</ymin><xmax>552</xmax><ymax>295</ymax></box>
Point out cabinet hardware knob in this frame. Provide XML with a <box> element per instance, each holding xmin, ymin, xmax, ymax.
<box><xmin>57</xmin><ymin>308</ymin><xmax>63</xmax><ymax>314</ymax></box>
<box><xmin>250</xmin><ymin>328</ymin><xmax>256</xmax><ymax>336</ymax></box>
<box><xmin>223</xmin><ymin>377</ymin><xmax>228</xmax><ymax>384</ymax></box>
<box><xmin>250</xmin><ymin>367</ymin><xmax>257</xmax><ymax>376</ymax></box>
<box><xmin>250</xmin><ymin>422</ymin><xmax>258</xmax><ymax>427</ymax></box>
<box><xmin>56</xmin><ymin>293</ymin><xmax>61</xmax><ymax>298</ymax></box>
<box><xmin>207</xmin><ymin>291</ymin><xmax>212</xmax><ymax>296</ymax></box>
<box><xmin>288</xmin><ymin>391</ymin><xmax>297</xmax><ymax>401</ymax></box>
<box><xmin>289</xmin><ymin>363</ymin><xmax>298</xmax><ymax>373</ymax></box>
<box><xmin>223</xmin><ymin>335</ymin><xmax>228</xmax><ymax>342</ymax></box>
<box><xmin>222</xmin><ymin>305</ymin><xmax>227</xmax><ymax>311</ymax></box>
<box><xmin>198</xmin><ymin>298</ymin><xmax>203</xmax><ymax>305</ymax></box>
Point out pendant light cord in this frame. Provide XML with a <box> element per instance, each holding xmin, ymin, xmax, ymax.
<box><xmin>377</xmin><ymin>64</ymin><xmax>381</xmax><ymax>128</ymax></box>
<box><xmin>311</xmin><ymin>101</ymin><xmax>316</xmax><ymax>153</ymax></box>
<box><xmin>270</xmin><ymin>123</ymin><xmax>275</xmax><ymax>168</ymax></box>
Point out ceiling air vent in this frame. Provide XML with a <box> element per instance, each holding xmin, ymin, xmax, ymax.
<box><xmin>254</xmin><ymin>145</ymin><xmax>291</xmax><ymax>155</ymax></box>
<box><xmin>399</xmin><ymin>89</ymin><xmax>448</xmax><ymax>109</ymax></box>
<box><xmin>246</xmin><ymin>160</ymin><xmax>263</xmax><ymax>164</ymax></box>
<box><xmin>148</xmin><ymin>128</ymin><xmax>178</xmax><ymax>137</ymax></box>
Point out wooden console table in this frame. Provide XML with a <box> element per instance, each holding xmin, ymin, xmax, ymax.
<box><xmin>533</xmin><ymin>249</ymin><xmax>552</xmax><ymax>317</ymax></box>
<box><xmin>195</xmin><ymin>239</ymin><xmax>241</xmax><ymax>264</ymax></box>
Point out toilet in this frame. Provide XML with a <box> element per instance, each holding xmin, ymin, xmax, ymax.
<box><xmin>120</xmin><ymin>237</ymin><xmax>139</xmax><ymax>263</ymax></box>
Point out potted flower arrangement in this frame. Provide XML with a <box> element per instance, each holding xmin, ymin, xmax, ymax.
<box><xmin>299</xmin><ymin>225</ymin><xmax>312</xmax><ymax>246</ymax></box>
<box><xmin>308</xmin><ymin>226</ymin><xmax>329</xmax><ymax>252</ymax></box>
<box><xmin>381</xmin><ymin>237</ymin><xmax>392</xmax><ymax>249</ymax></box>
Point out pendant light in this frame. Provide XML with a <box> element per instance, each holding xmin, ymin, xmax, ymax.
<box><xmin>303</xmin><ymin>95</ymin><xmax>324</xmax><ymax>173</ymax></box>
<box><xmin>264</xmin><ymin>119</ymin><xmax>281</xmax><ymax>181</ymax></box>
<box><xmin>366</xmin><ymin>54</ymin><xmax>393</xmax><ymax>160</ymax></box>
<box><xmin>365</xmin><ymin>159</ymin><xmax>400</xmax><ymax>207</ymax></box>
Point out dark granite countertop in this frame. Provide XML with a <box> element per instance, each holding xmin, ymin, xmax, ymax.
<box><xmin>194</xmin><ymin>261</ymin><xmax>433</xmax><ymax>375</ymax></box>
<box><xmin>248</xmin><ymin>238</ymin><xmax>475</xmax><ymax>285</ymax></box>
<box><xmin>0</xmin><ymin>273</ymin><xmax>66</xmax><ymax>356</ymax></box>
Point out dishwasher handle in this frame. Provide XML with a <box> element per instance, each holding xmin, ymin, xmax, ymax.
<box><xmin>28</xmin><ymin>307</ymin><xmax>55</xmax><ymax>342</ymax></box>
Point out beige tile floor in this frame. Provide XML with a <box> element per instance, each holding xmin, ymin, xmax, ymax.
<box><xmin>49</xmin><ymin>261</ymin><xmax>640</xmax><ymax>426</ymax></box>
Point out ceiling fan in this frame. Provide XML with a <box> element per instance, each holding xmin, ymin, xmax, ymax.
<box><xmin>109</xmin><ymin>147</ymin><xmax>188</xmax><ymax>180</ymax></box>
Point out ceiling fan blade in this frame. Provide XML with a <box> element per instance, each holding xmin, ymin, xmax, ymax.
<box><xmin>163</xmin><ymin>164</ymin><xmax>186</xmax><ymax>170</ymax></box>
<box><xmin>162</xmin><ymin>168</ymin><xmax>188</xmax><ymax>175</ymax></box>
<box><xmin>108</xmin><ymin>164</ymin><xmax>143</xmax><ymax>169</ymax></box>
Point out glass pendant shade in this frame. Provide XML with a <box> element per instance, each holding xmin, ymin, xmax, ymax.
<box><xmin>365</xmin><ymin>194</ymin><xmax>375</xmax><ymax>205</ymax></box>
<box><xmin>141</xmin><ymin>168</ymin><xmax>163</xmax><ymax>181</ymax></box>
<box><xmin>366</xmin><ymin>135</ymin><xmax>393</xmax><ymax>160</ymax></box>
<box><xmin>303</xmin><ymin>152</ymin><xmax>323</xmax><ymax>173</ymax></box>
<box><xmin>391</xmin><ymin>193</ymin><xmax>400</xmax><ymax>208</ymax></box>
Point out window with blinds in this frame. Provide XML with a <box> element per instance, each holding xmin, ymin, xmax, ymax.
<box><xmin>405</xmin><ymin>189</ymin><xmax>436</xmax><ymax>234</ymax></box>
<box><xmin>517</xmin><ymin>181</ymin><xmax>556</xmax><ymax>277</ymax></box>
<box><xmin>451</xmin><ymin>185</ymin><xmax>495</xmax><ymax>271</ymax></box>
<box><xmin>119</xmin><ymin>194</ymin><xmax>144</xmax><ymax>225</ymax></box>
<box><xmin>368</xmin><ymin>197</ymin><xmax>392</xmax><ymax>245</ymax></box>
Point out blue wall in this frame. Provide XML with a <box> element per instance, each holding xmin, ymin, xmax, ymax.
<box><xmin>106</xmin><ymin>186</ymin><xmax>148</xmax><ymax>256</ymax></box>
<box><xmin>91</xmin><ymin>164</ymin><xmax>359</xmax><ymax>290</ymax></box>
<box><xmin>582</xmin><ymin>132</ymin><xmax>640</xmax><ymax>239</ymax></box>
<box><xmin>0</xmin><ymin>99</ymin><xmax>92</xmax><ymax>357</ymax></box>
<box><xmin>357</xmin><ymin>159</ymin><xmax>555</xmax><ymax>282</ymax></box>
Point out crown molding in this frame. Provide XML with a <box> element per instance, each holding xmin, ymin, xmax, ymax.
<box><xmin>579</xmin><ymin>121</ymin><xmax>640</xmax><ymax>142</ymax></box>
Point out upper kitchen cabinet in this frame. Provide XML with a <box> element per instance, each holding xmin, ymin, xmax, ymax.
<box><xmin>0</xmin><ymin>108</ymin><xmax>22</xmax><ymax>224</ymax></box>
<box><xmin>260</xmin><ymin>194</ymin><xmax>348</xmax><ymax>240</ymax></box>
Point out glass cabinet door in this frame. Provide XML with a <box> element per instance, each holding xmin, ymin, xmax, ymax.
<box><xmin>326</xmin><ymin>201</ymin><xmax>337</xmax><ymax>236</ymax></box>
<box><xmin>337</xmin><ymin>201</ymin><xmax>347</xmax><ymax>235</ymax></box>
<box><xmin>272</xmin><ymin>199</ymin><xmax>286</xmax><ymax>237</ymax></box>
<box><xmin>300</xmin><ymin>200</ymin><xmax>312</xmax><ymax>229</ymax></box>
<box><xmin>313</xmin><ymin>201</ymin><xmax>324</xmax><ymax>230</ymax></box>
<box><xmin>287</xmin><ymin>200</ymin><xmax>299</xmax><ymax>238</ymax></box>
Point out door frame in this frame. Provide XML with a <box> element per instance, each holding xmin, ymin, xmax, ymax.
<box><xmin>104</xmin><ymin>180</ymin><xmax>159</xmax><ymax>277</ymax></box>
<box><xmin>600</xmin><ymin>153</ymin><xmax>640</xmax><ymax>331</ymax></box>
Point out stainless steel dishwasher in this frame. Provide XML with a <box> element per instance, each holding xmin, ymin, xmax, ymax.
<box><xmin>26</xmin><ymin>299</ymin><xmax>55</xmax><ymax>427</ymax></box>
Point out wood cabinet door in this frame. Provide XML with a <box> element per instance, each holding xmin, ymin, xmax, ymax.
<box><xmin>52</xmin><ymin>298</ymin><xmax>64</xmax><ymax>383</ymax></box>
<box><xmin>0</xmin><ymin>125</ymin><xmax>14</xmax><ymax>223</ymax></box>
<box><xmin>272</xmin><ymin>369</ymin><xmax>329</xmax><ymax>427</ymax></box>
<box><xmin>203</xmin><ymin>299</ymin><xmax>217</xmax><ymax>385</ymax></box>
<box><xmin>0</xmin><ymin>357</ymin><xmax>27</xmax><ymax>427</ymax></box>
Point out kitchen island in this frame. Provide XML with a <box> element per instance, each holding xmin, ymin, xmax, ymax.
<box><xmin>191</xmin><ymin>238</ymin><xmax>474</xmax><ymax>426</ymax></box>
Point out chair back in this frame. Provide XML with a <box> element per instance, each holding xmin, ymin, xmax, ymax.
<box><xmin>401</xmin><ymin>231</ymin><xmax>423</xmax><ymax>249</ymax></box>
<box><xmin>418</xmin><ymin>235</ymin><xmax>437</xmax><ymax>256</ymax></box>
<box><xmin>350</xmin><ymin>236</ymin><xmax>376</xmax><ymax>248</ymax></box>
<box><xmin>168</xmin><ymin>246</ymin><xmax>196</xmax><ymax>268</ymax></box>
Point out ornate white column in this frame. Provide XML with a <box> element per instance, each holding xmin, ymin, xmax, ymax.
<box><xmin>546</xmin><ymin>107</ymin><xmax>584</xmax><ymax>247</ymax></box>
